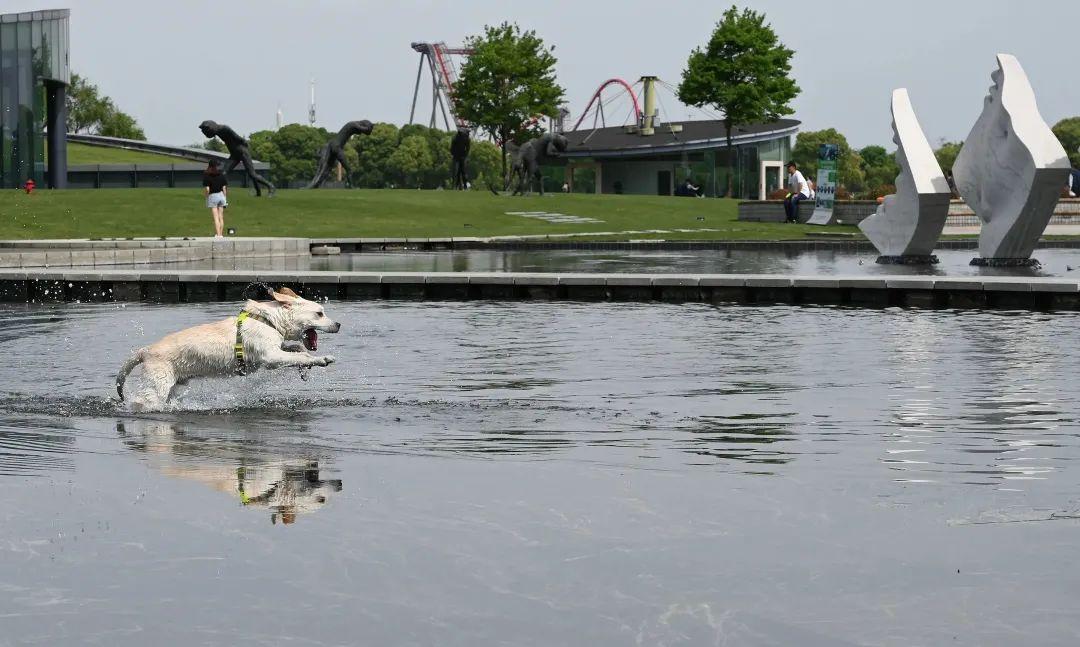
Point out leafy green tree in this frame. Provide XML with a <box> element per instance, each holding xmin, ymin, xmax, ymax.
<box><xmin>387</xmin><ymin>135</ymin><xmax>434</xmax><ymax>188</ymax></box>
<box><xmin>468</xmin><ymin>140</ymin><xmax>503</xmax><ymax>189</ymax></box>
<box><xmin>250</xmin><ymin>124</ymin><xmax>329</xmax><ymax>187</ymax></box>
<box><xmin>933</xmin><ymin>140</ymin><xmax>963</xmax><ymax>174</ymax></box>
<box><xmin>400</xmin><ymin>124</ymin><xmax>453</xmax><ymax>188</ymax></box>
<box><xmin>1052</xmin><ymin>117</ymin><xmax>1080</xmax><ymax>168</ymax></box>
<box><xmin>65</xmin><ymin>72</ymin><xmax>147</xmax><ymax>140</ymax></box>
<box><xmin>98</xmin><ymin>111</ymin><xmax>145</xmax><ymax>140</ymax></box>
<box><xmin>346</xmin><ymin>122</ymin><xmax>400</xmax><ymax>188</ymax></box>
<box><xmin>858</xmin><ymin>145</ymin><xmax>899</xmax><ymax>197</ymax></box>
<box><xmin>193</xmin><ymin>139</ymin><xmax>227</xmax><ymax>153</ymax></box>
<box><xmin>677</xmin><ymin>6</ymin><xmax>799</xmax><ymax>196</ymax></box>
<box><xmin>454</xmin><ymin>22</ymin><xmax>564</xmax><ymax>175</ymax></box>
<box><xmin>791</xmin><ymin>128</ymin><xmax>864</xmax><ymax>192</ymax></box>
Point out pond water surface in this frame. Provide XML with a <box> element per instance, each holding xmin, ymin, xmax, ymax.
<box><xmin>1</xmin><ymin>301</ymin><xmax>1079</xmax><ymax>645</ymax></box>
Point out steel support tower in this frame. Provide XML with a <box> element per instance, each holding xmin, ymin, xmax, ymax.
<box><xmin>408</xmin><ymin>42</ymin><xmax>473</xmax><ymax>130</ymax></box>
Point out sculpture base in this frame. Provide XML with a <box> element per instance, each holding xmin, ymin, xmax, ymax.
<box><xmin>875</xmin><ymin>255</ymin><xmax>939</xmax><ymax>265</ymax></box>
<box><xmin>969</xmin><ymin>257</ymin><xmax>1041</xmax><ymax>268</ymax></box>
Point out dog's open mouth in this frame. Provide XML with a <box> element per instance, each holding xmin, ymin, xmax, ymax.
<box><xmin>304</xmin><ymin>329</ymin><xmax>318</xmax><ymax>351</ymax></box>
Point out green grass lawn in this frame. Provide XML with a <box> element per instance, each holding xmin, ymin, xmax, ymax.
<box><xmin>0</xmin><ymin>188</ymin><xmax>864</xmax><ymax>241</ymax></box>
<box><xmin>65</xmin><ymin>142</ymin><xmax>192</xmax><ymax>165</ymax></box>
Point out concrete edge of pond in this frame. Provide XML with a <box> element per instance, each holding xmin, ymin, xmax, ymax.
<box><xmin>307</xmin><ymin>237</ymin><xmax>1080</xmax><ymax>253</ymax></box>
<box><xmin>0</xmin><ymin>238</ymin><xmax>311</xmax><ymax>269</ymax></box>
<box><xmin>1</xmin><ymin>269</ymin><xmax>1079</xmax><ymax>311</ymax></box>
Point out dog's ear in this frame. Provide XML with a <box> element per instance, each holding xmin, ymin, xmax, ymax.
<box><xmin>270</xmin><ymin>289</ymin><xmax>297</xmax><ymax>308</ymax></box>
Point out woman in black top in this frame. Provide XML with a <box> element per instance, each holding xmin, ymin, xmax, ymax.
<box><xmin>202</xmin><ymin>160</ymin><xmax>229</xmax><ymax>238</ymax></box>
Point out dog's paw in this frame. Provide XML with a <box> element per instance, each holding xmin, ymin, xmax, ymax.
<box><xmin>318</xmin><ymin>355</ymin><xmax>336</xmax><ymax>366</ymax></box>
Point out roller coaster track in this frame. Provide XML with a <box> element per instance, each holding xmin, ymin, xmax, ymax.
<box><xmin>571</xmin><ymin>78</ymin><xmax>642</xmax><ymax>132</ymax></box>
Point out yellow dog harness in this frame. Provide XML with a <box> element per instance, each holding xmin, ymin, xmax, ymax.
<box><xmin>234</xmin><ymin>310</ymin><xmax>277</xmax><ymax>375</ymax></box>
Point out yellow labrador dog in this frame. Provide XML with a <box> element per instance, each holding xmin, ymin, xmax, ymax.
<box><xmin>116</xmin><ymin>287</ymin><xmax>340</xmax><ymax>411</ymax></box>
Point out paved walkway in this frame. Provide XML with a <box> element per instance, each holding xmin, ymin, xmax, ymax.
<box><xmin>943</xmin><ymin>224</ymin><xmax>1080</xmax><ymax>236</ymax></box>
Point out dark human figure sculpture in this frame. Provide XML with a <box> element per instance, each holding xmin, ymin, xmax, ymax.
<box><xmin>305</xmin><ymin>120</ymin><xmax>374</xmax><ymax>189</ymax></box>
<box><xmin>496</xmin><ymin>133</ymin><xmax>569</xmax><ymax>196</ymax></box>
<box><xmin>199</xmin><ymin>120</ymin><xmax>276</xmax><ymax>196</ymax></box>
<box><xmin>450</xmin><ymin>126</ymin><xmax>471</xmax><ymax>190</ymax></box>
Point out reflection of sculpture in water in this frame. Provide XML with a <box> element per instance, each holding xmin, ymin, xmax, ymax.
<box><xmin>498</xmin><ymin>133</ymin><xmax>568</xmax><ymax>196</ymax></box>
<box><xmin>117</xmin><ymin>419</ymin><xmax>342</xmax><ymax>525</ymax></box>
<box><xmin>305</xmin><ymin>120</ymin><xmax>374</xmax><ymax>189</ymax></box>
<box><xmin>450</xmin><ymin>126</ymin><xmax>471</xmax><ymax>190</ymax></box>
<box><xmin>198</xmin><ymin>120</ymin><xmax>277</xmax><ymax>197</ymax></box>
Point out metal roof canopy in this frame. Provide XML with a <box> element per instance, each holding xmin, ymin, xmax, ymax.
<box><xmin>562</xmin><ymin>119</ymin><xmax>800</xmax><ymax>158</ymax></box>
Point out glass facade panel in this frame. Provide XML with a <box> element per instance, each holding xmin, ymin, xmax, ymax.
<box><xmin>0</xmin><ymin>10</ymin><xmax>69</xmax><ymax>188</ymax></box>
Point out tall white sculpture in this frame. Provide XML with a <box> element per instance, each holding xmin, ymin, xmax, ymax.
<box><xmin>859</xmin><ymin>89</ymin><xmax>952</xmax><ymax>261</ymax></box>
<box><xmin>954</xmin><ymin>54</ymin><xmax>1070</xmax><ymax>263</ymax></box>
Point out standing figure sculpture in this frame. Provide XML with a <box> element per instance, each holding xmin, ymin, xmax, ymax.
<box><xmin>199</xmin><ymin>120</ymin><xmax>276</xmax><ymax>197</ymax></box>
<box><xmin>493</xmin><ymin>133</ymin><xmax>569</xmax><ymax>196</ymax></box>
<box><xmin>305</xmin><ymin>120</ymin><xmax>374</xmax><ymax>189</ymax></box>
<box><xmin>450</xmin><ymin>126</ymin><xmax>471</xmax><ymax>190</ymax></box>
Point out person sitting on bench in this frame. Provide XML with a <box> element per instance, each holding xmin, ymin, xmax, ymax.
<box><xmin>783</xmin><ymin>161</ymin><xmax>812</xmax><ymax>223</ymax></box>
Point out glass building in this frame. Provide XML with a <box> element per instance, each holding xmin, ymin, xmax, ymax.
<box><xmin>0</xmin><ymin>9</ymin><xmax>70</xmax><ymax>189</ymax></box>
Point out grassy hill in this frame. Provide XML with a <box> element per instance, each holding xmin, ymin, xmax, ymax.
<box><xmin>65</xmin><ymin>142</ymin><xmax>194</xmax><ymax>165</ymax></box>
<box><xmin>0</xmin><ymin>188</ymin><xmax>860</xmax><ymax>241</ymax></box>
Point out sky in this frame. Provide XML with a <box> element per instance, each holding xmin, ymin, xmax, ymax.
<box><xmin>7</xmin><ymin>0</ymin><xmax>1077</xmax><ymax>150</ymax></box>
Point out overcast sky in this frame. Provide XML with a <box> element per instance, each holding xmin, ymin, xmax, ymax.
<box><xmin>8</xmin><ymin>0</ymin><xmax>1077</xmax><ymax>149</ymax></box>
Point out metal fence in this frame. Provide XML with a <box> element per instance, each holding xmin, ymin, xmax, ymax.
<box><xmin>67</xmin><ymin>164</ymin><xmax>272</xmax><ymax>189</ymax></box>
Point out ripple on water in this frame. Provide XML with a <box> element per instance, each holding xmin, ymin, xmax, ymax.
<box><xmin>0</xmin><ymin>301</ymin><xmax>1079</xmax><ymax>489</ymax></box>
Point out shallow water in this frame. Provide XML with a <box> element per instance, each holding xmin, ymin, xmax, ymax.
<box><xmin>126</xmin><ymin>247</ymin><xmax>1080</xmax><ymax>277</ymax></box>
<box><xmin>2</xmin><ymin>301</ymin><xmax>1080</xmax><ymax>645</ymax></box>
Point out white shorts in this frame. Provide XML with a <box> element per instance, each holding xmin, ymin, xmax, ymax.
<box><xmin>207</xmin><ymin>192</ymin><xmax>227</xmax><ymax>208</ymax></box>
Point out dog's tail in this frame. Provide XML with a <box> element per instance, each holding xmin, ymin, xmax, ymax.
<box><xmin>116</xmin><ymin>350</ymin><xmax>145</xmax><ymax>401</ymax></box>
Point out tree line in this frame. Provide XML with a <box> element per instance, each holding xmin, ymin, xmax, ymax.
<box><xmin>234</xmin><ymin>122</ymin><xmax>505</xmax><ymax>190</ymax></box>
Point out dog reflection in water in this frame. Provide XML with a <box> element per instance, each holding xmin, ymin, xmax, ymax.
<box><xmin>117</xmin><ymin>419</ymin><xmax>342</xmax><ymax>525</ymax></box>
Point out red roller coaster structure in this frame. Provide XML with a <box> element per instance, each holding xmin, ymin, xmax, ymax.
<box><xmin>570</xmin><ymin>78</ymin><xmax>642</xmax><ymax>132</ymax></box>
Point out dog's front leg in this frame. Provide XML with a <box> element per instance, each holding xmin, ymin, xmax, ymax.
<box><xmin>280</xmin><ymin>340</ymin><xmax>306</xmax><ymax>353</ymax></box>
<box><xmin>260</xmin><ymin>350</ymin><xmax>335</xmax><ymax>371</ymax></box>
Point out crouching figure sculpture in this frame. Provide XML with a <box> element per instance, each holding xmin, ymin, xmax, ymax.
<box><xmin>305</xmin><ymin>120</ymin><xmax>374</xmax><ymax>189</ymax></box>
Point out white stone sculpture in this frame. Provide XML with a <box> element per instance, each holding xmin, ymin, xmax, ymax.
<box><xmin>953</xmin><ymin>54</ymin><xmax>1070</xmax><ymax>262</ymax></box>
<box><xmin>859</xmin><ymin>88</ymin><xmax>952</xmax><ymax>261</ymax></box>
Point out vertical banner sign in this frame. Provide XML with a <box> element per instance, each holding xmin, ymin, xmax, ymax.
<box><xmin>808</xmin><ymin>144</ymin><xmax>839</xmax><ymax>225</ymax></box>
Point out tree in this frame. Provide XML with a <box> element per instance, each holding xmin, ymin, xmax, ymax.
<box><xmin>98</xmin><ymin>111</ymin><xmax>145</xmax><ymax>140</ymax></box>
<box><xmin>468</xmin><ymin>140</ymin><xmax>503</xmax><ymax>189</ymax></box>
<box><xmin>1052</xmin><ymin>117</ymin><xmax>1080</xmax><ymax>168</ymax></box>
<box><xmin>66</xmin><ymin>74</ymin><xmax>111</xmax><ymax>134</ymax></box>
<box><xmin>346</xmin><ymin>122</ymin><xmax>400</xmax><ymax>188</ymax></box>
<box><xmin>933</xmin><ymin>140</ymin><xmax>963</xmax><ymax>174</ymax></box>
<box><xmin>387</xmin><ymin>135</ymin><xmax>434</xmax><ymax>188</ymax></box>
<box><xmin>249</xmin><ymin>124</ymin><xmax>329</xmax><ymax>188</ymax></box>
<box><xmin>65</xmin><ymin>72</ymin><xmax>147</xmax><ymax>140</ymax></box>
<box><xmin>677</xmin><ymin>6</ymin><xmax>799</xmax><ymax>196</ymax></box>
<box><xmin>791</xmin><ymin>128</ymin><xmax>864</xmax><ymax>192</ymax></box>
<box><xmin>858</xmin><ymin>144</ymin><xmax>899</xmax><ymax>198</ymax></box>
<box><xmin>196</xmin><ymin>139</ymin><xmax>227</xmax><ymax>153</ymax></box>
<box><xmin>454</xmin><ymin>22</ymin><xmax>564</xmax><ymax>175</ymax></box>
